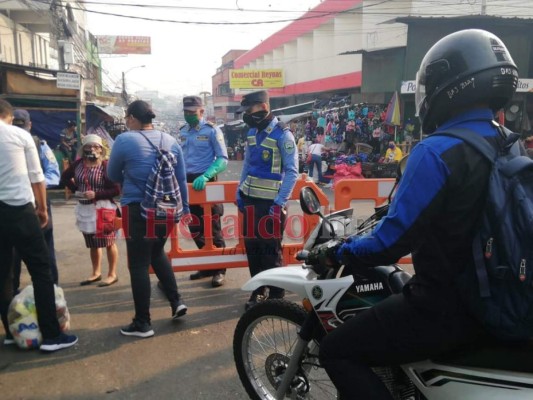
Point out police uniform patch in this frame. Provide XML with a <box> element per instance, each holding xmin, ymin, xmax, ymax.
<box><xmin>262</xmin><ymin>150</ymin><xmax>271</xmax><ymax>161</ymax></box>
<box><xmin>283</xmin><ymin>140</ymin><xmax>295</xmax><ymax>154</ymax></box>
<box><xmin>196</xmin><ymin>135</ymin><xmax>209</xmax><ymax>141</ymax></box>
<box><xmin>216</xmin><ymin>133</ymin><xmax>224</xmax><ymax>143</ymax></box>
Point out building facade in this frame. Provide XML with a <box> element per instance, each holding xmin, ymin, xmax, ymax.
<box><xmin>0</xmin><ymin>1</ymin><xmax>108</xmax><ymax>147</ymax></box>
<box><xmin>228</xmin><ymin>0</ymin><xmax>533</xmax><ymax>127</ymax></box>
<box><xmin>212</xmin><ymin>49</ymin><xmax>247</xmax><ymax>124</ymax></box>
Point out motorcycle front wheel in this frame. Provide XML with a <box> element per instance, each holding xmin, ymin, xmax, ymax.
<box><xmin>233</xmin><ymin>299</ymin><xmax>338</xmax><ymax>400</ymax></box>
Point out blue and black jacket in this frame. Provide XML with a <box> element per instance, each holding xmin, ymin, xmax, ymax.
<box><xmin>337</xmin><ymin>108</ymin><xmax>501</xmax><ymax>311</ymax></box>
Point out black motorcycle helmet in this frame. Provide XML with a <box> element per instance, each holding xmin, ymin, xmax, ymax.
<box><xmin>416</xmin><ymin>29</ymin><xmax>518</xmax><ymax>134</ymax></box>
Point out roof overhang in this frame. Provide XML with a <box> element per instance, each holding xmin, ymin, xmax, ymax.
<box><xmin>339</xmin><ymin>46</ymin><xmax>405</xmax><ymax>56</ymax></box>
<box><xmin>391</xmin><ymin>15</ymin><xmax>533</xmax><ymax>26</ymax></box>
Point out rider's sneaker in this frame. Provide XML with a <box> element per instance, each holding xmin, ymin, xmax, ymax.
<box><xmin>268</xmin><ymin>288</ymin><xmax>285</xmax><ymax>300</ymax></box>
<box><xmin>244</xmin><ymin>293</ymin><xmax>267</xmax><ymax>311</ymax></box>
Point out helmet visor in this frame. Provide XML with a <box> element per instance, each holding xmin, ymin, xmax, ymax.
<box><xmin>415</xmin><ymin>70</ymin><xmax>425</xmax><ymax>118</ymax></box>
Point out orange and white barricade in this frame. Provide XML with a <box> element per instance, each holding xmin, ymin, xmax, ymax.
<box><xmin>164</xmin><ymin>177</ymin><xmax>329</xmax><ymax>273</ymax></box>
<box><xmin>334</xmin><ymin>178</ymin><xmax>395</xmax><ymax>210</ymax></box>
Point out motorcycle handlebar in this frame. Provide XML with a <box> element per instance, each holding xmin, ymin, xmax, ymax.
<box><xmin>296</xmin><ymin>250</ymin><xmax>309</xmax><ymax>261</ymax></box>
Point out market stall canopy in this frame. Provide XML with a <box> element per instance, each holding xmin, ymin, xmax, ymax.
<box><xmin>277</xmin><ymin>111</ymin><xmax>313</xmax><ymax>124</ymax></box>
<box><xmin>272</xmin><ymin>100</ymin><xmax>315</xmax><ymax>116</ymax></box>
<box><xmin>92</xmin><ymin>105</ymin><xmax>125</xmax><ymax>120</ymax></box>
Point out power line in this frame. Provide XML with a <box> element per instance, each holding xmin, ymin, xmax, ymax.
<box><xmin>30</xmin><ymin>0</ymin><xmax>533</xmax><ymax>28</ymax></box>
<box><xmin>32</xmin><ymin>0</ymin><xmax>347</xmax><ymax>25</ymax></box>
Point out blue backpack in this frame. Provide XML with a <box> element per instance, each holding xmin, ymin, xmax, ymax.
<box><xmin>138</xmin><ymin>131</ymin><xmax>183</xmax><ymax>222</ymax></box>
<box><xmin>436</xmin><ymin>126</ymin><xmax>533</xmax><ymax>341</ymax></box>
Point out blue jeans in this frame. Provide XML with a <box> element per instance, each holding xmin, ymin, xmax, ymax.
<box><xmin>308</xmin><ymin>154</ymin><xmax>323</xmax><ymax>182</ymax></box>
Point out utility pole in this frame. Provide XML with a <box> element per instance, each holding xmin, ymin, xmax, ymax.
<box><xmin>481</xmin><ymin>0</ymin><xmax>486</xmax><ymax>15</ymax></box>
<box><xmin>199</xmin><ymin>91</ymin><xmax>210</xmax><ymax>106</ymax></box>
<box><xmin>121</xmin><ymin>71</ymin><xmax>128</xmax><ymax>105</ymax></box>
<box><xmin>121</xmin><ymin>65</ymin><xmax>145</xmax><ymax>106</ymax></box>
<box><xmin>199</xmin><ymin>91</ymin><xmax>211</xmax><ymax>117</ymax></box>
<box><xmin>49</xmin><ymin>0</ymin><xmax>66</xmax><ymax>70</ymax></box>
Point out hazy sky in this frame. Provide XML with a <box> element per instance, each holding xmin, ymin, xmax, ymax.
<box><xmin>86</xmin><ymin>0</ymin><xmax>322</xmax><ymax>98</ymax></box>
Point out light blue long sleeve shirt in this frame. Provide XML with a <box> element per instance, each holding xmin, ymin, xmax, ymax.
<box><xmin>39</xmin><ymin>141</ymin><xmax>60</xmax><ymax>187</ymax></box>
<box><xmin>180</xmin><ymin>119</ymin><xmax>228</xmax><ymax>174</ymax></box>
<box><xmin>107</xmin><ymin>129</ymin><xmax>189</xmax><ymax>213</ymax></box>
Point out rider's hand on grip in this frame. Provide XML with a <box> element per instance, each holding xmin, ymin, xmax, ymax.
<box><xmin>308</xmin><ymin>240</ymin><xmax>342</xmax><ymax>267</ymax></box>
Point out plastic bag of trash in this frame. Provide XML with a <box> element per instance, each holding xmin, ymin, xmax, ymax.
<box><xmin>7</xmin><ymin>285</ymin><xmax>70</xmax><ymax>349</ymax></box>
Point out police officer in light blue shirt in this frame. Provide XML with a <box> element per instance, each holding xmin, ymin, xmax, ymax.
<box><xmin>180</xmin><ymin>96</ymin><xmax>229</xmax><ymax>287</ymax></box>
<box><xmin>235</xmin><ymin>90</ymin><xmax>298</xmax><ymax>310</ymax></box>
<box><xmin>12</xmin><ymin>109</ymin><xmax>60</xmax><ymax>289</ymax></box>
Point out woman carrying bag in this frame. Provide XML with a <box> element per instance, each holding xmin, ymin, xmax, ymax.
<box><xmin>60</xmin><ymin>134</ymin><xmax>120</xmax><ymax>287</ymax></box>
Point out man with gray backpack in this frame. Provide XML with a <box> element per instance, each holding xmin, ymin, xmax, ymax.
<box><xmin>108</xmin><ymin>100</ymin><xmax>190</xmax><ymax>338</ymax></box>
<box><xmin>319</xmin><ymin>29</ymin><xmax>529</xmax><ymax>399</ymax></box>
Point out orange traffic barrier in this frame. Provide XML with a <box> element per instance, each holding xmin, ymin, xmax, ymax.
<box><xmin>334</xmin><ymin>178</ymin><xmax>396</xmax><ymax>210</ymax></box>
<box><xmin>164</xmin><ymin>176</ymin><xmax>329</xmax><ymax>273</ymax></box>
<box><xmin>333</xmin><ymin>178</ymin><xmax>412</xmax><ymax>265</ymax></box>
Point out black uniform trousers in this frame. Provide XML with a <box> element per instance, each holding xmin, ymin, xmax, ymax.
<box><xmin>0</xmin><ymin>201</ymin><xmax>60</xmax><ymax>340</ymax></box>
<box><xmin>241</xmin><ymin>193</ymin><xmax>286</xmax><ymax>298</ymax></box>
<box><xmin>187</xmin><ymin>173</ymin><xmax>226</xmax><ymax>275</ymax></box>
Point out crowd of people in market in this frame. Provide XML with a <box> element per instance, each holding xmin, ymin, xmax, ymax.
<box><xmin>289</xmin><ymin>103</ymin><xmax>415</xmax><ymax>185</ymax></box>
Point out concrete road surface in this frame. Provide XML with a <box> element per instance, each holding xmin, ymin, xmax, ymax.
<box><xmin>0</xmin><ymin>161</ymin><xmax>403</xmax><ymax>400</ymax></box>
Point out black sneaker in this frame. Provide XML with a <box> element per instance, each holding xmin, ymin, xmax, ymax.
<box><xmin>189</xmin><ymin>270</ymin><xmax>214</xmax><ymax>280</ymax></box>
<box><xmin>172</xmin><ymin>299</ymin><xmax>188</xmax><ymax>320</ymax></box>
<box><xmin>3</xmin><ymin>334</ymin><xmax>15</xmax><ymax>346</ymax></box>
<box><xmin>268</xmin><ymin>288</ymin><xmax>285</xmax><ymax>300</ymax></box>
<box><xmin>211</xmin><ymin>272</ymin><xmax>226</xmax><ymax>288</ymax></box>
<box><xmin>120</xmin><ymin>320</ymin><xmax>154</xmax><ymax>338</ymax></box>
<box><xmin>40</xmin><ymin>333</ymin><xmax>79</xmax><ymax>352</ymax></box>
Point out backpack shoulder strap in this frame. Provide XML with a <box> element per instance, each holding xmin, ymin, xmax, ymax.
<box><xmin>137</xmin><ymin>130</ymin><xmax>162</xmax><ymax>155</ymax></box>
<box><xmin>433</xmin><ymin>127</ymin><xmax>498</xmax><ymax>163</ymax></box>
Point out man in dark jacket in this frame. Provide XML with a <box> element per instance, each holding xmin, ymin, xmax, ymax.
<box><xmin>319</xmin><ymin>29</ymin><xmax>519</xmax><ymax>399</ymax></box>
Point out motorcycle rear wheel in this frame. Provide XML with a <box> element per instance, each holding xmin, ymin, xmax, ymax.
<box><xmin>233</xmin><ymin>299</ymin><xmax>338</xmax><ymax>399</ymax></box>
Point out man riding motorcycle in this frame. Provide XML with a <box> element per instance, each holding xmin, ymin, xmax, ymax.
<box><xmin>317</xmin><ymin>29</ymin><xmax>519</xmax><ymax>399</ymax></box>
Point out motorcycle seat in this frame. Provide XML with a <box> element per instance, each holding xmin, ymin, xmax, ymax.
<box><xmin>433</xmin><ymin>340</ymin><xmax>533</xmax><ymax>373</ymax></box>
<box><xmin>388</xmin><ymin>270</ymin><xmax>411</xmax><ymax>294</ymax></box>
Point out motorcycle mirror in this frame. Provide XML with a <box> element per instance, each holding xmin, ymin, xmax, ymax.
<box><xmin>397</xmin><ymin>155</ymin><xmax>409</xmax><ymax>181</ymax></box>
<box><xmin>387</xmin><ymin>155</ymin><xmax>410</xmax><ymax>203</ymax></box>
<box><xmin>300</xmin><ymin>187</ymin><xmax>321</xmax><ymax>215</ymax></box>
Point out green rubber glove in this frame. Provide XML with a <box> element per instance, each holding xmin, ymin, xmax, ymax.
<box><xmin>192</xmin><ymin>175</ymin><xmax>209</xmax><ymax>191</ymax></box>
<box><xmin>203</xmin><ymin>157</ymin><xmax>227</xmax><ymax>180</ymax></box>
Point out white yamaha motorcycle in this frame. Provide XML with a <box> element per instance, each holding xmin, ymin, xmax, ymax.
<box><xmin>233</xmin><ymin>162</ymin><xmax>533</xmax><ymax>400</ymax></box>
